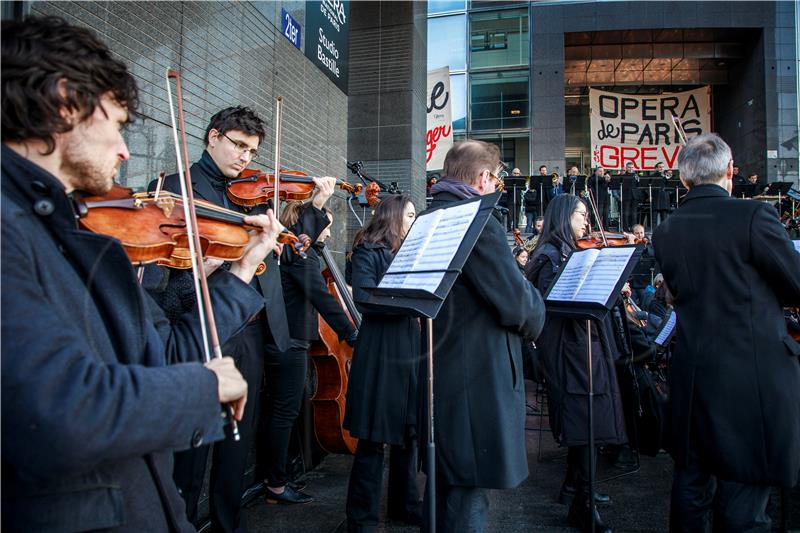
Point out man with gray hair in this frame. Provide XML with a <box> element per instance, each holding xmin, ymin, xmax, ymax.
<box><xmin>652</xmin><ymin>133</ymin><xmax>800</xmax><ymax>532</ymax></box>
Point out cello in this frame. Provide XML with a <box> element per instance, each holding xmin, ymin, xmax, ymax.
<box><xmin>308</xmin><ymin>242</ymin><xmax>362</xmax><ymax>454</ymax></box>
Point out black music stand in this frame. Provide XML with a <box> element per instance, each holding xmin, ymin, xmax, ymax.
<box><xmin>528</xmin><ymin>175</ymin><xmax>546</xmax><ymax>217</ymax></box>
<box><xmin>361</xmin><ymin>193</ymin><xmax>500</xmax><ymax>533</ymax></box>
<box><xmin>543</xmin><ymin>245</ymin><xmax>643</xmax><ymax>533</ymax></box>
<box><xmin>568</xmin><ymin>175</ymin><xmax>588</xmax><ymax>196</ymax></box>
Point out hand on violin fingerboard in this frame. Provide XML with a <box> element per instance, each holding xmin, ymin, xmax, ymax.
<box><xmin>311</xmin><ymin>177</ymin><xmax>337</xmax><ymax>209</ymax></box>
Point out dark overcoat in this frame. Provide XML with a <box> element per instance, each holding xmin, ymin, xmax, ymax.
<box><xmin>343</xmin><ymin>242</ymin><xmax>421</xmax><ymax>445</ymax></box>
<box><xmin>149</xmin><ymin>150</ymin><xmax>332</xmax><ymax>352</ymax></box>
<box><xmin>422</xmin><ymin>191</ymin><xmax>546</xmax><ymax>489</ymax></box>
<box><xmin>280</xmin><ymin>242</ymin><xmax>356</xmax><ymax>342</ymax></box>
<box><xmin>653</xmin><ymin>184</ymin><xmax>800</xmax><ymax>487</ymax></box>
<box><xmin>1</xmin><ymin>146</ymin><xmax>225</xmax><ymax>532</ymax></box>
<box><xmin>526</xmin><ymin>242</ymin><xmax>627</xmax><ymax>447</ymax></box>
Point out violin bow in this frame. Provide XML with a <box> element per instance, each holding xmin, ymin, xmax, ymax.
<box><xmin>582</xmin><ymin>188</ymin><xmax>609</xmax><ymax>247</ymax></box>
<box><xmin>273</xmin><ymin>96</ymin><xmax>284</xmax><ymax>264</ymax></box>
<box><xmin>166</xmin><ymin>68</ymin><xmax>240</xmax><ymax>440</ymax></box>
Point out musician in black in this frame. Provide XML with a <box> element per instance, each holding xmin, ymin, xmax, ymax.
<box><xmin>265</xmin><ymin>203</ymin><xmax>357</xmax><ymax>504</ymax></box>
<box><xmin>652</xmin><ymin>162</ymin><xmax>672</xmax><ymax>226</ymax></box>
<box><xmin>619</xmin><ymin>162</ymin><xmax>641</xmax><ymax>231</ymax></box>
<box><xmin>589</xmin><ymin>166</ymin><xmax>610</xmax><ymax>228</ymax></box>
<box><xmin>150</xmin><ymin>107</ymin><xmax>337</xmax><ymax>530</ymax></box>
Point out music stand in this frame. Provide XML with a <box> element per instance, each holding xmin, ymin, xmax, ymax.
<box><xmin>568</xmin><ymin>175</ymin><xmax>588</xmax><ymax>196</ymax></box>
<box><xmin>543</xmin><ymin>245</ymin><xmax>643</xmax><ymax>533</ymax></box>
<box><xmin>362</xmin><ymin>193</ymin><xmax>500</xmax><ymax>533</ymax></box>
<box><xmin>528</xmin><ymin>175</ymin><xmax>546</xmax><ymax>217</ymax></box>
<box><xmin>505</xmin><ymin>176</ymin><xmax>527</xmax><ymax>230</ymax></box>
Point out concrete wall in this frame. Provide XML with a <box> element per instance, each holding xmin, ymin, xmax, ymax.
<box><xmin>29</xmin><ymin>1</ymin><xmax>353</xmax><ymax>255</ymax></box>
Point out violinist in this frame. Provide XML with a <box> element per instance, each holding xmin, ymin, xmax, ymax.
<box><xmin>1</xmin><ymin>16</ymin><xmax>249</xmax><ymax>532</ymax></box>
<box><xmin>263</xmin><ymin>203</ymin><xmax>357</xmax><ymax>505</ymax></box>
<box><xmin>525</xmin><ymin>194</ymin><xmax>626</xmax><ymax>533</ymax></box>
<box><xmin>148</xmin><ymin>106</ymin><xmax>335</xmax><ymax>532</ymax></box>
<box><xmin>424</xmin><ymin>141</ymin><xmax>545</xmax><ymax>531</ymax></box>
<box><xmin>627</xmin><ymin>224</ymin><xmax>659</xmax><ymax>309</ymax></box>
<box><xmin>343</xmin><ymin>194</ymin><xmax>422</xmax><ymax>531</ymax></box>
<box><xmin>652</xmin><ymin>134</ymin><xmax>800</xmax><ymax>532</ymax></box>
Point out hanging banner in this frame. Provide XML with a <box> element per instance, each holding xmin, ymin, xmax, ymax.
<box><xmin>426</xmin><ymin>67</ymin><xmax>453</xmax><ymax>171</ymax></box>
<box><xmin>590</xmin><ymin>87</ymin><xmax>711</xmax><ymax>170</ymax></box>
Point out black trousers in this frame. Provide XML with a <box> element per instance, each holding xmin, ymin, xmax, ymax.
<box><xmin>422</xmin><ymin>478</ymin><xmax>489</xmax><ymax>533</ymax></box>
<box><xmin>564</xmin><ymin>445</ymin><xmax>596</xmax><ymax>491</ymax></box>
<box><xmin>622</xmin><ymin>194</ymin><xmax>639</xmax><ymax>231</ymax></box>
<box><xmin>670</xmin><ymin>440</ymin><xmax>771</xmax><ymax>533</ymax></box>
<box><xmin>263</xmin><ymin>338</ymin><xmax>309</xmax><ymax>487</ymax></box>
<box><xmin>345</xmin><ymin>433</ymin><xmax>421</xmax><ymax>532</ymax></box>
<box><xmin>173</xmin><ymin>321</ymin><xmax>266</xmax><ymax>533</ymax></box>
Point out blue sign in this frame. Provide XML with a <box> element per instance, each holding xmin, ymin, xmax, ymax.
<box><xmin>281</xmin><ymin>8</ymin><xmax>302</xmax><ymax>49</ymax></box>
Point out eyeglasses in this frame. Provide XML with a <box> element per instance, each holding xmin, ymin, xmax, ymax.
<box><xmin>573</xmin><ymin>209</ymin><xmax>588</xmax><ymax>218</ymax></box>
<box><xmin>220</xmin><ymin>132</ymin><xmax>258</xmax><ymax>158</ymax></box>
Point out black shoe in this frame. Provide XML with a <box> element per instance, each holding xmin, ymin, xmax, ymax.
<box><xmin>387</xmin><ymin>502</ymin><xmax>423</xmax><ymax>526</ymax></box>
<box><xmin>265</xmin><ymin>485</ymin><xmax>313</xmax><ymax>505</ymax></box>
<box><xmin>559</xmin><ymin>484</ymin><xmax>612</xmax><ymax>506</ymax></box>
<box><xmin>568</xmin><ymin>491</ymin><xmax>613</xmax><ymax>533</ymax></box>
<box><xmin>613</xmin><ymin>446</ymin><xmax>638</xmax><ymax>469</ymax></box>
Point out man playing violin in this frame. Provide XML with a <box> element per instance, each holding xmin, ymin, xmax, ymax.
<box><xmin>149</xmin><ymin>106</ymin><xmax>337</xmax><ymax>530</ymax></box>
<box><xmin>653</xmin><ymin>133</ymin><xmax>800</xmax><ymax>532</ymax></box>
<box><xmin>1</xmin><ymin>16</ymin><xmax>252</xmax><ymax>532</ymax></box>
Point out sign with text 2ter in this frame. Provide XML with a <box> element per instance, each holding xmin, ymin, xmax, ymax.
<box><xmin>305</xmin><ymin>0</ymin><xmax>349</xmax><ymax>93</ymax></box>
<box><xmin>426</xmin><ymin>67</ymin><xmax>453</xmax><ymax>171</ymax></box>
<box><xmin>281</xmin><ymin>8</ymin><xmax>302</xmax><ymax>49</ymax></box>
<box><xmin>590</xmin><ymin>87</ymin><xmax>711</xmax><ymax>170</ymax></box>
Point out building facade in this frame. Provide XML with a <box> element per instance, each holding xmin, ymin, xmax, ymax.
<box><xmin>428</xmin><ymin>0</ymin><xmax>799</xmax><ymax>186</ymax></box>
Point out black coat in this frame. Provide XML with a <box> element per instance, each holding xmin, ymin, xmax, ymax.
<box><xmin>422</xmin><ymin>191</ymin><xmax>546</xmax><ymax>489</ymax></box>
<box><xmin>280</xmin><ymin>242</ymin><xmax>356</xmax><ymax>342</ymax></box>
<box><xmin>343</xmin><ymin>242</ymin><xmax>421</xmax><ymax>445</ymax></box>
<box><xmin>1</xmin><ymin>146</ymin><xmax>223</xmax><ymax>532</ymax></box>
<box><xmin>526</xmin><ymin>242</ymin><xmax>628</xmax><ymax>447</ymax></box>
<box><xmin>653</xmin><ymin>184</ymin><xmax>800</xmax><ymax>486</ymax></box>
<box><xmin>148</xmin><ymin>151</ymin><xmax>335</xmax><ymax>352</ymax></box>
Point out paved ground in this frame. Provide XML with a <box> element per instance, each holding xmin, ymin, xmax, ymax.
<box><xmin>243</xmin><ymin>380</ymin><xmax>798</xmax><ymax>532</ymax></box>
<box><xmin>243</xmin><ymin>381</ymin><xmax>669</xmax><ymax>532</ymax></box>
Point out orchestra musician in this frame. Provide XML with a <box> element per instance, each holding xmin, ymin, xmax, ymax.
<box><xmin>265</xmin><ymin>203</ymin><xmax>357</xmax><ymax>504</ymax></box>
<box><xmin>1</xmin><ymin>16</ymin><xmax>251</xmax><ymax>532</ymax></box>
<box><xmin>343</xmin><ymin>194</ymin><xmax>423</xmax><ymax>532</ymax></box>
<box><xmin>619</xmin><ymin>162</ymin><xmax>641</xmax><ymax>231</ymax></box>
<box><xmin>525</xmin><ymin>194</ymin><xmax>627</xmax><ymax>533</ymax></box>
<box><xmin>652</xmin><ymin>133</ymin><xmax>800</xmax><ymax>532</ymax></box>
<box><xmin>149</xmin><ymin>107</ymin><xmax>336</xmax><ymax>529</ymax></box>
<box><xmin>589</xmin><ymin>166</ymin><xmax>610</xmax><ymax>228</ymax></box>
<box><xmin>423</xmin><ymin>140</ymin><xmax>545</xmax><ymax>532</ymax></box>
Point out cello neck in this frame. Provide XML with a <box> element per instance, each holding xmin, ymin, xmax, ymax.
<box><xmin>319</xmin><ymin>243</ymin><xmax>362</xmax><ymax>329</ymax></box>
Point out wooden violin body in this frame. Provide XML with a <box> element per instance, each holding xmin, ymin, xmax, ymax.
<box><xmin>309</xmin><ymin>244</ymin><xmax>361</xmax><ymax>455</ymax></box>
<box><xmin>226</xmin><ymin>168</ymin><xmax>362</xmax><ymax>207</ymax></box>
<box><xmin>78</xmin><ymin>184</ymin><xmax>250</xmax><ymax>267</ymax></box>
<box><xmin>576</xmin><ymin>232</ymin><xmax>630</xmax><ymax>249</ymax></box>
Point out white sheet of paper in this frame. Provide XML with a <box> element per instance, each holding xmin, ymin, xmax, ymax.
<box><xmin>379</xmin><ymin>199</ymin><xmax>481</xmax><ymax>292</ymax></box>
<box><xmin>655</xmin><ymin>311</ymin><xmax>677</xmax><ymax>346</ymax></box>
<box><xmin>793</xmin><ymin>240</ymin><xmax>800</xmax><ymax>254</ymax></box>
<box><xmin>547</xmin><ymin>246</ymin><xmax>635</xmax><ymax>305</ymax></box>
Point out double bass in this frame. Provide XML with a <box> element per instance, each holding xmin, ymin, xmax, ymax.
<box><xmin>308</xmin><ymin>243</ymin><xmax>362</xmax><ymax>454</ymax></box>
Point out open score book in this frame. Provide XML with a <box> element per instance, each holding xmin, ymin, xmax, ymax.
<box><xmin>546</xmin><ymin>246</ymin><xmax>637</xmax><ymax>306</ymax></box>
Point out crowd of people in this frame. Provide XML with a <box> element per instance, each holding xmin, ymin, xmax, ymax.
<box><xmin>2</xmin><ymin>16</ymin><xmax>799</xmax><ymax>533</ymax></box>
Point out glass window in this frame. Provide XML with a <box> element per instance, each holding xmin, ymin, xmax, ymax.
<box><xmin>469</xmin><ymin>71</ymin><xmax>529</xmax><ymax>130</ymax></box>
<box><xmin>428</xmin><ymin>15</ymin><xmax>466</xmax><ymax>71</ymax></box>
<box><xmin>471</xmin><ymin>1</ymin><xmax>527</xmax><ymax>9</ymax></box>
<box><xmin>471</xmin><ymin>133</ymin><xmax>530</xmax><ymax>176</ymax></box>
<box><xmin>450</xmin><ymin>74</ymin><xmax>466</xmax><ymax>131</ymax></box>
<box><xmin>469</xmin><ymin>9</ymin><xmax>528</xmax><ymax>68</ymax></box>
<box><xmin>428</xmin><ymin>0</ymin><xmax>466</xmax><ymax>14</ymax></box>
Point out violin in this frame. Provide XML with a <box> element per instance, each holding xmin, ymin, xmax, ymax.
<box><xmin>309</xmin><ymin>243</ymin><xmax>362</xmax><ymax>454</ymax></box>
<box><xmin>576</xmin><ymin>189</ymin><xmax>635</xmax><ymax>248</ymax></box>
<box><xmin>226</xmin><ymin>168</ymin><xmax>362</xmax><ymax>207</ymax></box>
<box><xmin>76</xmin><ymin>184</ymin><xmax>311</xmax><ymax>268</ymax></box>
<box><xmin>623</xmin><ymin>294</ymin><xmax>648</xmax><ymax>328</ymax></box>
<box><xmin>512</xmin><ymin>228</ymin><xmax>525</xmax><ymax>247</ymax></box>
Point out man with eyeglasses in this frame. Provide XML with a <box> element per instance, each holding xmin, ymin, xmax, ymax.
<box><xmin>149</xmin><ymin>106</ymin><xmax>336</xmax><ymax>531</ymax></box>
<box><xmin>423</xmin><ymin>140</ymin><xmax>545</xmax><ymax>532</ymax></box>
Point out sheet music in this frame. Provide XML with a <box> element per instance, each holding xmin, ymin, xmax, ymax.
<box><xmin>547</xmin><ymin>247</ymin><xmax>636</xmax><ymax>305</ymax></box>
<box><xmin>379</xmin><ymin>199</ymin><xmax>481</xmax><ymax>292</ymax></box>
<box><xmin>655</xmin><ymin>310</ymin><xmax>677</xmax><ymax>346</ymax></box>
<box><xmin>547</xmin><ymin>249</ymin><xmax>599</xmax><ymax>301</ymax></box>
<box><xmin>793</xmin><ymin>240</ymin><xmax>800</xmax><ymax>254</ymax></box>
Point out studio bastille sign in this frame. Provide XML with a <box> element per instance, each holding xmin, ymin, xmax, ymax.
<box><xmin>590</xmin><ymin>87</ymin><xmax>711</xmax><ymax>170</ymax></box>
<box><xmin>305</xmin><ymin>0</ymin><xmax>349</xmax><ymax>93</ymax></box>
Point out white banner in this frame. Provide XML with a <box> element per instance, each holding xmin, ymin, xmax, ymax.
<box><xmin>590</xmin><ymin>87</ymin><xmax>711</xmax><ymax>170</ymax></box>
<box><xmin>426</xmin><ymin>67</ymin><xmax>453</xmax><ymax>171</ymax></box>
